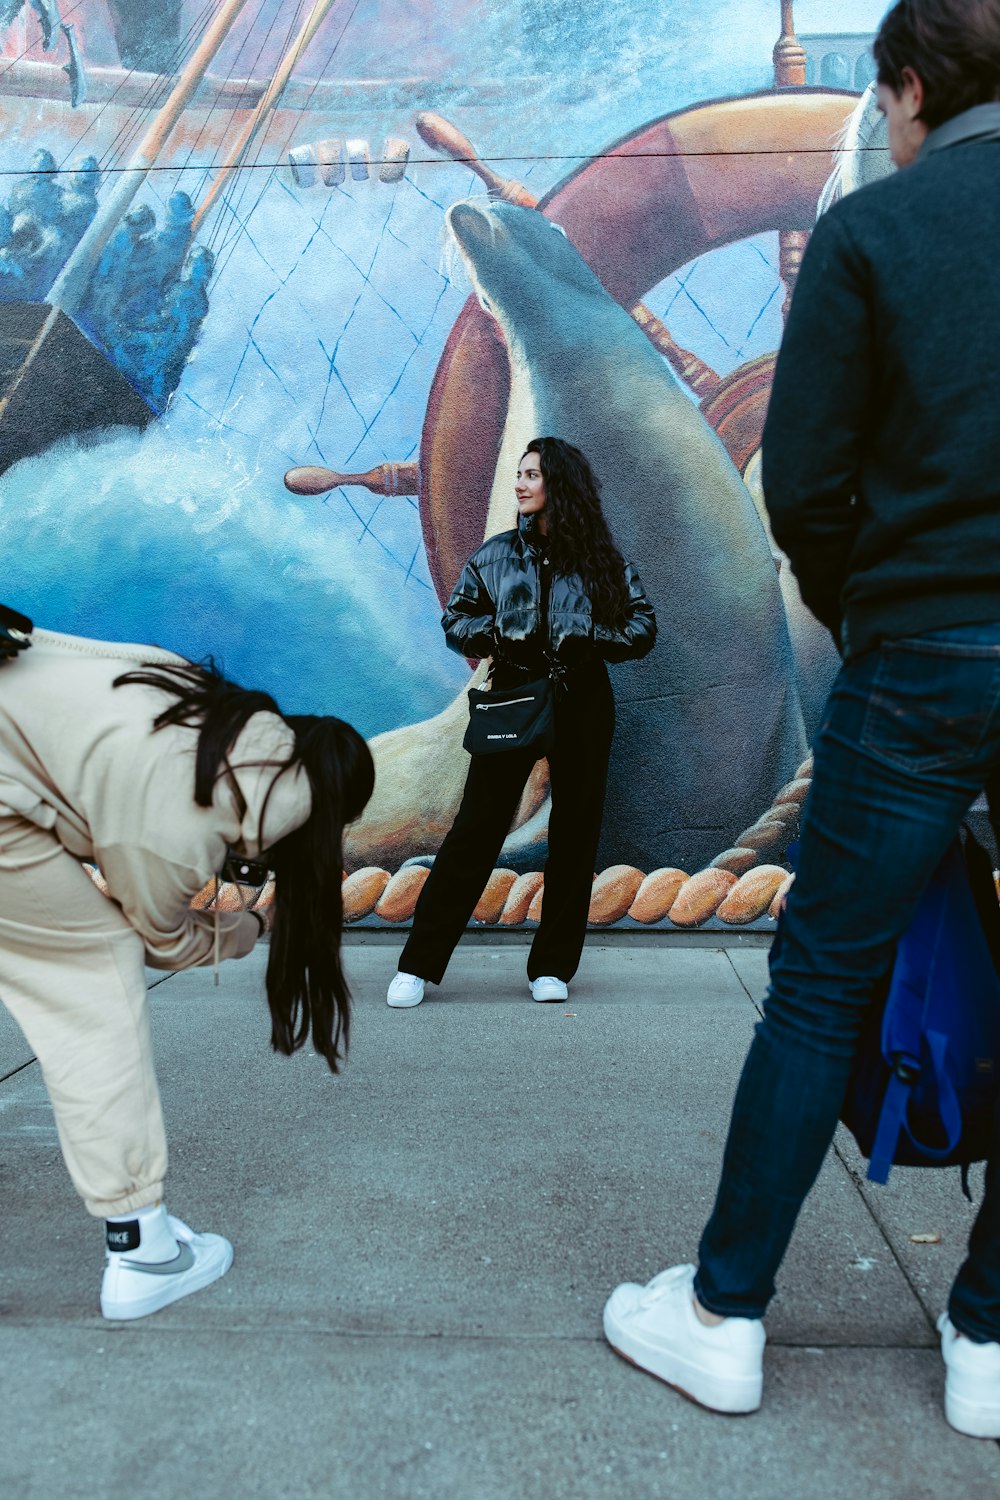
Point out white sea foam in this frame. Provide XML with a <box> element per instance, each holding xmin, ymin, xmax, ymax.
<box><xmin>0</xmin><ymin>424</ymin><xmax>466</xmax><ymax>738</ymax></box>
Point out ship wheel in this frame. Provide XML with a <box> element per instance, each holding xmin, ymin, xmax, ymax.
<box><xmin>416</xmin><ymin>86</ymin><xmax>860</xmax><ymax>605</ymax></box>
<box><xmin>276</xmin><ymin>88</ymin><xmax>876</xmax><ymax>924</ymax></box>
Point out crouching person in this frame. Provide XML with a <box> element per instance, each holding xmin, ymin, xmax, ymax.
<box><xmin>0</xmin><ymin>614</ymin><xmax>374</xmax><ymax>1319</ymax></box>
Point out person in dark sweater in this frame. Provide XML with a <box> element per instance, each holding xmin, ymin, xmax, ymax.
<box><xmin>602</xmin><ymin>0</ymin><xmax>1000</xmax><ymax>1436</ymax></box>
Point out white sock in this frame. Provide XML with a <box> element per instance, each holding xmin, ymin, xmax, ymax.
<box><xmin>105</xmin><ymin>1202</ymin><xmax>179</xmax><ymax>1263</ymax></box>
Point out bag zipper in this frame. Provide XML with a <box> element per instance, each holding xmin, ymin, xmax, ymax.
<box><xmin>476</xmin><ymin>696</ymin><xmax>536</xmax><ymax>710</ymax></box>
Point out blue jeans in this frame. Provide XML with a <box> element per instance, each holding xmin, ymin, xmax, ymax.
<box><xmin>694</xmin><ymin>623</ymin><xmax>1000</xmax><ymax>1343</ymax></box>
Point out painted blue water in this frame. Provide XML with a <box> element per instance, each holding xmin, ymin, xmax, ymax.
<box><xmin>0</xmin><ymin>422</ymin><xmax>467</xmax><ymax>738</ymax></box>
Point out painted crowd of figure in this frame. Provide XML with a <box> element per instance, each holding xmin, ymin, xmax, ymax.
<box><xmin>0</xmin><ymin>148</ymin><xmax>213</xmax><ymax>411</ymax></box>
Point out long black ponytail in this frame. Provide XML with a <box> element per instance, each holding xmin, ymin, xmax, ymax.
<box><xmin>266</xmin><ymin>713</ymin><xmax>374</xmax><ymax>1070</ymax></box>
<box><xmin>113</xmin><ymin>659</ymin><xmax>375</xmax><ymax>1073</ymax></box>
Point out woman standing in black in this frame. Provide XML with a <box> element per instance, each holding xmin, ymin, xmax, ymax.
<box><xmin>387</xmin><ymin>436</ymin><xmax>656</xmax><ymax>1007</ymax></box>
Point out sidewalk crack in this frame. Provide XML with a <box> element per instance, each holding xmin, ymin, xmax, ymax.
<box><xmin>722</xmin><ymin>949</ymin><xmax>764</xmax><ymax>1012</ymax></box>
<box><xmin>832</xmin><ymin>1138</ymin><xmax>940</xmax><ymax>1337</ymax></box>
<box><xmin>720</xmin><ymin>951</ymin><xmax>939</xmax><ymax>1338</ymax></box>
<box><xmin>0</xmin><ymin>1056</ymin><xmax>37</xmax><ymax>1085</ymax></box>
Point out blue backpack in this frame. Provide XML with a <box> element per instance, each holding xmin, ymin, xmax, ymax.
<box><xmin>840</xmin><ymin>831</ymin><xmax>1000</xmax><ymax>1188</ymax></box>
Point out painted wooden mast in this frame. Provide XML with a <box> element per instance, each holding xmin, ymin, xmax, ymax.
<box><xmin>45</xmin><ymin>0</ymin><xmax>254</xmax><ymax>317</ymax></box>
<box><xmin>0</xmin><ymin>0</ymin><xmax>254</xmax><ymax>431</ymax></box>
<box><xmin>192</xmin><ymin>0</ymin><xmax>344</xmax><ymax>232</ymax></box>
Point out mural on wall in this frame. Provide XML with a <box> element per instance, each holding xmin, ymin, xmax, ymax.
<box><xmin>0</xmin><ymin>0</ymin><xmax>894</xmax><ymax>929</ymax></box>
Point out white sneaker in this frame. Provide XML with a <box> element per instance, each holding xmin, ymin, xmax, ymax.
<box><xmin>387</xmin><ymin>971</ymin><xmax>425</xmax><ymax>1007</ymax></box>
<box><xmin>530</xmin><ymin>975</ymin><xmax>569</xmax><ymax>1003</ymax></box>
<box><xmin>101</xmin><ymin>1214</ymin><xmax>233</xmax><ymax>1321</ymax></box>
<box><xmin>603</xmin><ymin>1263</ymin><xmax>765</xmax><ymax>1414</ymax></box>
<box><xmin>939</xmin><ymin>1313</ymin><xmax>1000</xmax><ymax>1437</ymax></box>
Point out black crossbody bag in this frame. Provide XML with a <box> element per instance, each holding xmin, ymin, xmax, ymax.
<box><xmin>463</xmin><ymin>673</ymin><xmax>554</xmax><ymax>755</ymax></box>
<box><xmin>463</xmin><ymin>556</ymin><xmax>555</xmax><ymax>757</ymax></box>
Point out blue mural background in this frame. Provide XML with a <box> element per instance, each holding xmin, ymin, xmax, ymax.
<box><xmin>0</xmin><ymin>0</ymin><xmax>890</xmax><ymax>893</ymax></box>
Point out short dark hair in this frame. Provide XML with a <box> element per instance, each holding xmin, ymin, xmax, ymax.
<box><xmin>874</xmin><ymin>0</ymin><xmax>1000</xmax><ymax>129</ymax></box>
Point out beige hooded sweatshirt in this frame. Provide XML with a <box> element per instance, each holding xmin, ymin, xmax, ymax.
<box><xmin>0</xmin><ymin>629</ymin><xmax>312</xmax><ymax>970</ymax></box>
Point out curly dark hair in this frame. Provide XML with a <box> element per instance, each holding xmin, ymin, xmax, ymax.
<box><xmin>875</xmin><ymin>0</ymin><xmax>1000</xmax><ymax>130</ymax></box>
<box><xmin>521</xmin><ymin>436</ymin><xmax>629</xmax><ymax>628</ymax></box>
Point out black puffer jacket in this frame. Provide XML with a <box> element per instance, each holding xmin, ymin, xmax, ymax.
<box><xmin>441</xmin><ymin>518</ymin><xmax>656</xmax><ymax>671</ymax></box>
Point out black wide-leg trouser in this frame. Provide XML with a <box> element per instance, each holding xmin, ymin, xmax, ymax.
<box><xmin>399</xmin><ymin>663</ymin><xmax>615</xmax><ymax>985</ymax></box>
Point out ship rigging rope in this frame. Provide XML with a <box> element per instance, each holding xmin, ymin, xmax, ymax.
<box><xmin>5</xmin><ymin>0</ymin><xmax>367</xmax><ymax>286</ymax></box>
<box><xmin>174</xmin><ymin>0</ymin><xmax>278</xmax><ymax>198</ymax></box>
<box><xmin>203</xmin><ymin>0</ymin><xmax>312</xmax><ymax>261</ymax></box>
<box><xmin>87</xmin><ymin>2</ymin><xmax>220</xmax><ymax>176</ymax></box>
<box><xmin>205</xmin><ymin>0</ymin><xmax>363</xmax><ymax>280</ymax></box>
<box><xmin>204</xmin><ymin>0</ymin><xmax>361</xmax><ymax>274</ymax></box>
<box><xmin>0</xmin><ymin>0</ymin><xmax>87</xmax><ymax>84</ymax></box>
<box><xmin>52</xmin><ymin>1</ymin><xmax>216</xmax><ymax>175</ymax></box>
<box><xmin>52</xmin><ymin>1</ymin><xmax>218</xmax><ymax>177</ymax></box>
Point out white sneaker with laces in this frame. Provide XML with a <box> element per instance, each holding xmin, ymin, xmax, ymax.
<box><xmin>939</xmin><ymin>1313</ymin><xmax>1000</xmax><ymax>1437</ymax></box>
<box><xmin>530</xmin><ymin>975</ymin><xmax>569</xmax><ymax>1003</ymax></box>
<box><xmin>603</xmin><ymin>1263</ymin><xmax>765</xmax><ymax>1414</ymax></box>
<box><xmin>387</xmin><ymin>971</ymin><xmax>425</xmax><ymax>1007</ymax></box>
<box><xmin>101</xmin><ymin>1213</ymin><xmax>233</xmax><ymax>1321</ymax></box>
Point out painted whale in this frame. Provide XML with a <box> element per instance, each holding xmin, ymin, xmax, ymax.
<box><xmin>447</xmin><ymin>198</ymin><xmax>806</xmax><ymax>873</ymax></box>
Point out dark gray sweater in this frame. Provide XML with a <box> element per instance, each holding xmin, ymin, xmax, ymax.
<box><xmin>762</xmin><ymin>105</ymin><xmax>1000</xmax><ymax>658</ymax></box>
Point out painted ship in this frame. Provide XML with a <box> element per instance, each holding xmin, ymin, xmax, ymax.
<box><xmin>0</xmin><ymin>0</ymin><xmax>349</xmax><ymax>475</ymax></box>
<box><xmin>0</xmin><ymin>0</ymin><xmax>864</xmax><ymax>492</ymax></box>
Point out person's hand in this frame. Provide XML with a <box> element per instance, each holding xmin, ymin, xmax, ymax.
<box><xmin>772</xmin><ymin>874</ymin><xmax>794</xmax><ymax>920</ymax></box>
<box><xmin>252</xmin><ymin>883</ymin><xmax>276</xmax><ymax>934</ymax></box>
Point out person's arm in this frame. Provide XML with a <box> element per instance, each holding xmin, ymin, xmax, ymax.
<box><xmin>93</xmin><ymin>738</ymin><xmax>310</xmax><ymax>970</ymax></box>
<box><xmin>594</xmin><ymin>563</ymin><xmax>657</xmax><ymax>662</ymax></box>
<box><xmin>441</xmin><ymin>555</ymin><xmax>496</xmax><ymax>660</ymax></box>
<box><xmin>762</xmin><ymin>209</ymin><xmax>875</xmax><ymax>639</ymax></box>
<box><xmin>96</xmin><ymin>841</ymin><xmax>260</xmax><ymax>971</ymax></box>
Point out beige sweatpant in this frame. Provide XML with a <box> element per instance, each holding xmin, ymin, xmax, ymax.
<box><xmin>0</xmin><ymin>813</ymin><xmax>167</xmax><ymax>1218</ymax></box>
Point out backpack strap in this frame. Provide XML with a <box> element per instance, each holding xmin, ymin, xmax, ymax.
<box><xmin>901</xmin><ymin>1030</ymin><xmax>963</xmax><ymax>1160</ymax></box>
<box><xmin>868</xmin><ymin>1056</ymin><xmax>918</xmax><ymax>1185</ymax></box>
<box><xmin>867</xmin><ymin>1032</ymin><xmax>962</xmax><ymax>1184</ymax></box>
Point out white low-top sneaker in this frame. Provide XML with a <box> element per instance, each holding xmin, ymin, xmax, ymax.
<box><xmin>530</xmin><ymin>976</ymin><xmax>569</xmax><ymax>1003</ymax></box>
<box><xmin>939</xmin><ymin>1313</ymin><xmax>1000</xmax><ymax>1438</ymax></box>
<box><xmin>603</xmin><ymin>1263</ymin><xmax>765</xmax><ymax>1414</ymax></box>
<box><xmin>387</xmin><ymin>971</ymin><xmax>426</xmax><ymax>1007</ymax></box>
<box><xmin>101</xmin><ymin>1215</ymin><xmax>233</xmax><ymax>1321</ymax></box>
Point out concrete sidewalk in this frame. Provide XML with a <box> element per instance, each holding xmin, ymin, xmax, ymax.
<box><xmin>1</xmin><ymin>939</ymin><xmax>998</xmax><ymax>1500</ymax></box>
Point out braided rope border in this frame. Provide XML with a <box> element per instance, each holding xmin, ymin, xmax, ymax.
<box><xmin>84</xmin><ymin>758</ymin><xmax>812</xmax><ymax>931</ymax></box>
<box><xmin>342</xmin><ymin>756</ymin><xmax>811</xmax><ymax>929</ymax></box>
